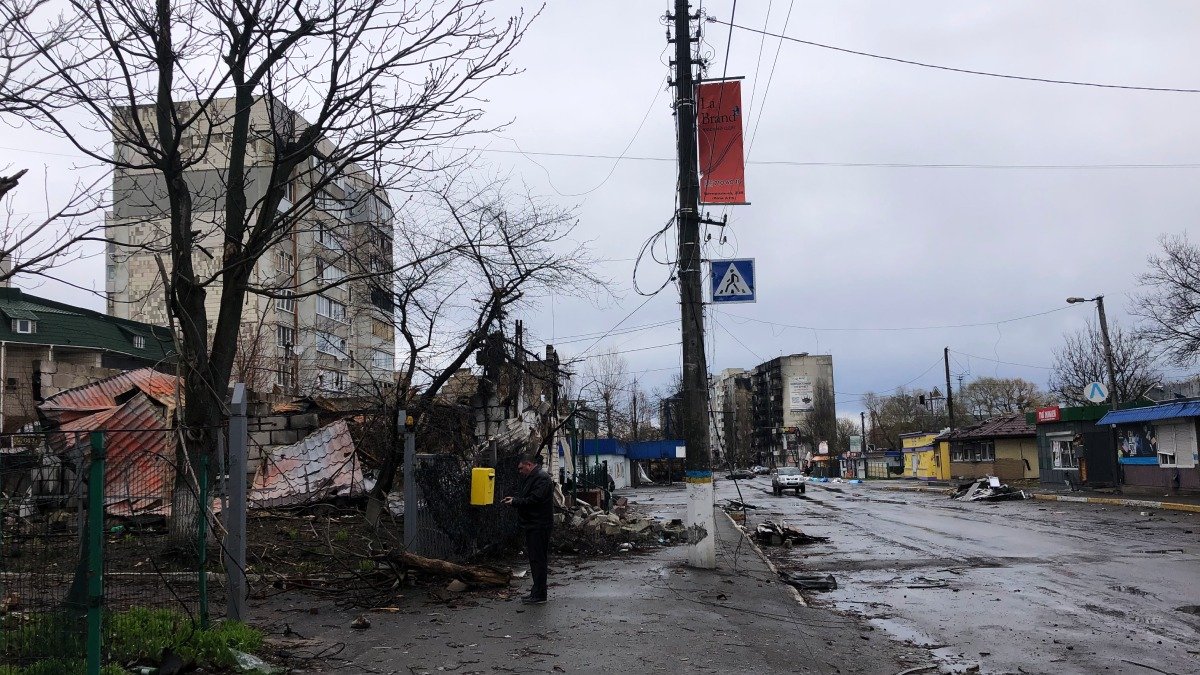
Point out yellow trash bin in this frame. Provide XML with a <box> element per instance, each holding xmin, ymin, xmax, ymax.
<box><xmin>470</xmin><ymin>467</ymin><xmax>496</xmax><ymax>506</ymax></box>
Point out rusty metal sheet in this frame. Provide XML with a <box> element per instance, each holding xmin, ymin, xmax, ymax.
<box><xmin>249</xmin><ymin>419</ymin><xmax>366</xmax><ymax>508</ymax></box>
<box><xmin>39</xmin><ymin>368</ymin><xmax>179</xmax><ymax>424</ymax></box>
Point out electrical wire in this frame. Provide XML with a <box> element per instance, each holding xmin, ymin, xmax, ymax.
<box><xmin>949</xmin><ymin>349</ymin><xmax>1053</xmax><ymax>371</ymax></box>
<box><xmin>713</xmin><ymin>304</ymin><xmax>1072</xmax><ymax>333</ymax></box>
<box><xmin>744</xmin><ymin>0</ymin><xmax>795</xmax><ymax>159</ymax></box>
<box><xmin>707</xmin><ymin>17</ymin><xmax>1200</xmax><ymax>94</ymax></box>
<box><xmin>457</xmin><ymin>147</ymin><xmax>1200</xmax><ymax>170</ymax></box>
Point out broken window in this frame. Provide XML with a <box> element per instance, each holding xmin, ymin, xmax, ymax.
<box><xmin>1051</xmin><ymin>436</ymin><xmax>1078</xmax><ymax>470</ymax></box>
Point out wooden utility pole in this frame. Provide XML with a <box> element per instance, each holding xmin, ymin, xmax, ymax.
<box><xmin>671</xmin><ymin>0</ymin><xmax>715</xmax><ymax>568</ymax></box>
<box><xmin>944</xmin><ymin>347</ymin><xmax>955</xmax><ymax>430</ymax></box>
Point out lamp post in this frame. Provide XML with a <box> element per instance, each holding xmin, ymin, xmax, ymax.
<box><xmin>1066</xmin><ymin>295</ymin><xmax>1119</xmax><ymax>409</ymax></box>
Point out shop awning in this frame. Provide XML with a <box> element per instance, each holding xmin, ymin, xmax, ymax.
<box><xmin>1097</xmin><ymin>401</ymin><xmax>1200</xmax><ymax>425</ymax></box>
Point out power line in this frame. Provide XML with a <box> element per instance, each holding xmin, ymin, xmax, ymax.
<box><xmin>714</xmin><ymin>304</ymin><xmax>1073</xmax><ymax>333</ymax></box>
<box><xmin>572</xmin><ymin>341</ymin><xmax>682</xmax><ymax>361</ymax></box>
<box><xmin>707</xmin><ymin>17</ymin><xmax>1200</xmax><ymax>94</ymax></box>
<box><xmin>745</xmin><ymin>0</ymin><xmax>795</xmax><ymax>159</ymax></box>
<box><xmin>456</xmin><ymin>147</ymin><xmax>1200</xmax><ymax>170</ymax></box>
<box><xmin>949</xmin><ymin>349</ymin><xmax>1053</xmax><ymax>371</ymax></box>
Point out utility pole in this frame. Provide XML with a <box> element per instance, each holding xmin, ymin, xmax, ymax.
<box><xmin>944</xmin><ymin>347</ymin><xmax>955</xmax><ymax>430</ymax></box>
<box><xmin>1095</xmin><ymin>296</ymin><xmax>1120</xmax><ymax>409</ymax></box>
<box><xmin>670</xmin><ymin>0</ymin><xmax>714</xmax><ymax>569</ymax></box>
<box><xmin>631</xmin><ymin>377</ymin><xmax>639</xmax><ymax>443</ymax></box>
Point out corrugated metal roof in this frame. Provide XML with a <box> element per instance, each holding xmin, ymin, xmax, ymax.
<box><xmin>45</xmin><ymin>391</ymin><xmax>174</xmax><ymax>517</ymax></box>
<box><xmin>249</xmin><ymin>419</ymin><xmax>367</xmax><ymax>508</ymax></box>
<box><xmin>39</xmin><ymin>368</ymin><xmax>180</xmax><ymax>423</ymax></box>
<box><xmin>1097</xmin><ymin>400</ymin><xmax>1200</xmax><ymax>426</ymax></box>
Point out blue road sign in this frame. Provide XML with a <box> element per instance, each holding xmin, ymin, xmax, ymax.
<box><xmin>710</xmin><ymin>258</ymin><xmax>755</xmax><ymax>303</ymax></box>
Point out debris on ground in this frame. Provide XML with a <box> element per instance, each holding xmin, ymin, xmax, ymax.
<box><xmin>950</xmin><ymin>476</ymin><xmax>1029</xmax><ymax>502</ymax></box>
<box><xmin>780</xmin><ymin>572</ymin><xmax>838</xmax><ymax>591</ymax></box>
<box><xmin>754</xmin><ymin>521</ymin><xmax>830</xmax><ymax>547</ymax></box>
<box><xmin>383</xmin><ymin>551</ymin><xmax>511</xmax><ymax>587</ymax></box>
<box><xmin>550</xmin><ymin>495</ymin><xmax>686</xmax><ymax>555</ymax></box>
<box><xmin>723</xmin><ymin>499</ymin><xmax>759</xmax><ymax>511</ymax></box>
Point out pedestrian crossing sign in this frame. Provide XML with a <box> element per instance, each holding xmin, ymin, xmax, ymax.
<box><xmin>710</xmin><ymin>258</ymin><xmax>756</xmax><ymax>303</ymax></box>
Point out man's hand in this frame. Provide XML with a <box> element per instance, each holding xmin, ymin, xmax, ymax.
<box><xmin>502</xmin><ymin>496</ymin><xmax>514</xmax><ymax>504</ymax></box>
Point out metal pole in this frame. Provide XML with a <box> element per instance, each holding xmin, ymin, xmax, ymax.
<box><xmin>1095</xmin><ymin>296</ymin><xmax>1119</xmax><ymax>409</ymax></box>
<box><xmin>402</xmin><ymin>409</ymin><xmax>418</xmax><ymax>551</ymax></box>
<box><xmin>198</xmin><ymin>453</ymin><xmax>209</xmax><ymax>629</ymax></box>
<box><xmin>672</xmin><ymin>0</ymin><xmax>715</xmax><ymax>569</ymax></box>
<box><xmin>225</xmin><ymin>383</ymin><xmax>248</xmax><ymax>622</ymax></box>
<box><xmin>86</xmin><ymin>431</ymin><xmax>105</xmax><ymax>675</ymax></box>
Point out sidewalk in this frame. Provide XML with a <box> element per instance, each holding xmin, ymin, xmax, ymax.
<box><xmin>869</xmin><ymin>479</ymin><xmax>1200</xmax><ymax>514</ymax></box>
<box><xmin>254</xmin><ymin>508</ymin><xmax>908</xmax><ymax>674</ymax></box>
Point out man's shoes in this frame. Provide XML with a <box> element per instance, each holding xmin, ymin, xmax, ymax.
<box><xmin>520</xmin><ymin>596</ymin><xmax>547</xmax><ymax>605</ymax></box>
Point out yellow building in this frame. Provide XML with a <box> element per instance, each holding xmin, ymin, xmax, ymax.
<box><xmin>901</xmin><ymin>431</ymin><xmax>950</xmax><ymax>480</ymax></box>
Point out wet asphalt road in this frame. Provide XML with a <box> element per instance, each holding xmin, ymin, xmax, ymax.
<box><xmin>710</xmin><ymin>476</ymin><xmax>1200</xmax><ymax>675</ymax></box>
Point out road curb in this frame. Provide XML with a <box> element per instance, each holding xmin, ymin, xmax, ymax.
<box><xmin>1030</xmin><ymin>492</ymin><xmax>1200</xmax><ymax>514</ymax></box>
<box><xmin>719</xmin><ymin>509</ymin><xmax>807</xmax><ymax>607</ymax></box>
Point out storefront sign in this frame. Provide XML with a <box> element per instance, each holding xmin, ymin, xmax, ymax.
<box><xmin>1036</xmin><ymin>406</ymin><xmax>1061</xmax><ymax>423</ymax></box>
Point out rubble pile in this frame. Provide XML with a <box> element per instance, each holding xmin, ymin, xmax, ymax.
<box><xmin>552</xmin><ymin>495</ymin><xmax>686</xmax><ymax>555</ymax></box>
<box><xmin>951</xmin><ymin>476</ymin><xmax>1029</xmax><ymax>503</ymax></box>
<box><xmin>753</xmin><ymin>521</ymin><xmax>829</xmax><ymax>547</ymax></box>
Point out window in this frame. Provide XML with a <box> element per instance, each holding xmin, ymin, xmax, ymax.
<box><xmin>316</xmin><ymin>295</ymin><xmax>346</xmax><ymax>322</ymax></box>
<box><xmin>371</xmin><ymin>349</ymin><xmax>394</xmax><ymax>372</ymax></box>
<box><xmin>1051</xmin><ymin>437</ymin><xmax>1079</xmax><ymax>470</ymax></box>
<box><xmin>276</xmin><ymin>290</ymin><xmax>296</xmax><ymax>314</ymax></box>
<box><xmin>371</xmin><ymin>319</ymin><xmax>394</xmax><ymax>340</ymax></box>
<box><xmin>276</xmin><ymin>250</ymin><xmax>295</xmax><ymax>277</ymax></box>
<box><xmin>316</xmin><ymin>221</ymin><xmax>341</xmax><ymax>250</ymax></box>
<box><xmin>277</xmin><ymin>324</ymin><xmax>295</xmax><ymax>349</ymax></box>
<box><xmin>370</xmin><ymin>285</ymin><xmax>394</xmax><ymax>313</ymax></box>
<box><xmin>12</xmin><ymin>319</ymin><xmax>35</xmax><ymax>334</ymax></box>
<box><xmin>275</xmin><ymin>365</ymin><xmax>295</xmax><ymax>390</ymax></box>
<box><xmin>133</xmin><ymin>335</ymin><xmax>146</xmax><ymax>349</ymax></box>
<box><xmin>318</xmin><ymin>259</ymin><xmax>345</xmax><ymax>284</ymax></box>
<box><xmin>315</xmin><ymin>330</ymin><xmax>346</xmax><ymax>357</ymax></box>
<box><xmin>317</xmin><ymin>369</ymin><xmax>347</xmax><ymax>393</ymax></box>
<box><xmin>1155</xmin><ymin>421</ymin><xmax>1197</xmax><ymax>469</ymax></box>
<box><xmin>315</xmin><ymin>191</ymin><xmax>343</xmax><ymax>216</ymax></box>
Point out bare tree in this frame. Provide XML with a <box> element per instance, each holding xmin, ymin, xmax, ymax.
<box><xmin>958</xmin><ymin>377</ymin><xmax>1051</xmax><ymax>419</ymax></box>
<box><xmin>583</xmin><ymin>348</ymin><xmax>629</xmax><ymax>438</ymax></box>
<box><xmin>362</xmin><ymin>173</ymin><xmax>598</xmax><ymax>518</ymax></box>
<box><xmin>798</xmin><ymin>378</ymin><xmax>837</xmax><ymax>460</ymax></box>
<box><xmin>1</xmin><ymin>0</ymin><xmax>533</xmax><ymax>536</ymax></box>
<box><xmin>625</xmin><ymin>379</ymin><xmax>656</xmax><ymax>442</ymax></box>
<box><xmin>1050</xmin><ymin>320</ymin><xmax>1159</xmax><ymax>405</ymax></box>
<box><xmin>863</xmin><ymin>387</ymin><xmax>947</xmax><ymax>450</ymax></box>
<box><xmin>1136</xmin><ymin>233</ymin><xmax>1200</xmax><ymax>367</ymax></box>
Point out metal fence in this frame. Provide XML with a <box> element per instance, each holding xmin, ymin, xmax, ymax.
<box><xmin>403</xmin><ymin>432</ymin><xmax>522</xmax><ymax>562</ymax></box>
<box><xmin>0</xmin><ymin>407</ymin><xmax>249</xmax><ymax>672</ymax></box>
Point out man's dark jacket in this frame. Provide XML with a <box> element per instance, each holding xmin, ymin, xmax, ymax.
<box><xmin>511</xmin><ymin>468</ymin><xmax>554</xmax><ymax>530</ymax></box>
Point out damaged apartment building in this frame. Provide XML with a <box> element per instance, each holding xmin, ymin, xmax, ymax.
<box><xmin>105</xmin><ymin>96</ymin><xmax>397</xmax><ymax>398</ymax></box>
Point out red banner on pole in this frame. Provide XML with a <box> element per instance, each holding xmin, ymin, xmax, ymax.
<box><xmin>696</xmin><ymin>81</ymin><xmax>747</xmax><ymax>205</ymax></box>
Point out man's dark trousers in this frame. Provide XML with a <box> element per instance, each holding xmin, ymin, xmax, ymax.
<box><xmin>524</xmin><ymin>527</ymin><xmax>551</xmax><ymax>599</ymax></box>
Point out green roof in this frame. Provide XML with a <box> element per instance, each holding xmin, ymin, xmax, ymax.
<box><xmin>0</xmin><ymin>287</ymin><xmax>175</xmax><ymax>363</ymax></box>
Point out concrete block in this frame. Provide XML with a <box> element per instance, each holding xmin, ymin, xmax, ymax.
<box><xmin>249</xmin><ymin>431</ymin><xmax>273</xmax><ymax>448</ymax></box>
<box><xmin>288</xmin><ymin>413</ymin><xmax>319</xmax><ymax>430</ymax></box>
<box><xmin>252</xmin><ymin>416</ymin><xmax>287</xmax><ymax>432</ymax></box>
<box><xmin>271</xmin><ymin>430</ymin><xmax>299</xmax><ymax>446</ymax></box>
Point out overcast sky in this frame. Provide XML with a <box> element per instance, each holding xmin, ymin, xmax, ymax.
<box><xmin>4</xmin><ymin>1</ymin><xmax>1199</xmax><ymax>417</ymax></box>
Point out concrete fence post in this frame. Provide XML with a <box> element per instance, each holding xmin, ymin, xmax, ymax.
<box><xmin>225</xmin><ymin>383</ymin><xmax>248</xmax><ymax>622</ymax></box>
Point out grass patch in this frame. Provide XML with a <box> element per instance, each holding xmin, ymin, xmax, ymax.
<box><xmin>2</xmin><ymin>607</ymin><xmax>263</xmax><ymax>673</ymax></box>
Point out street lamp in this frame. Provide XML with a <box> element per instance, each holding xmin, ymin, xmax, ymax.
<box><xmin>1066</xmin><ymin>295</ymin><xmax>1119</xmax><ymax>409</ymax></box>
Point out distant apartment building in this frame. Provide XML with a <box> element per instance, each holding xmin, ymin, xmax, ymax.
<box><xmin>105</xmin><ymin>97</ymin><xmax>395</xmax><ymax>396</ymax></box>
<box><xmin>710</xmin><ymin>368</ymin><xmax>753</xmax><ymax>468</ymax></box>
<box><xmin>750</xmin><ymin>354</ymin><xmax>835</xmax><ymax>466</ymax></box>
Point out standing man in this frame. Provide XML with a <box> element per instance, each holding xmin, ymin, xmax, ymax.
<box><xmin>503</xmin><ymin>454</ymin><xmax>554</xmax><ymax>605</ymax></box>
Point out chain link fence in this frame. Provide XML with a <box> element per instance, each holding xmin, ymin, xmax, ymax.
<box><xmin>407</xmin><ymin>451</ymin><xmax>522</xmax><ymax>562</ymax></box>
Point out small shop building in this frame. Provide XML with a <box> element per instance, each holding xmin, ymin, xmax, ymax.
<box><xmin>944</xmin><ymin>413</ymin><xmax>1038</xmax><ymax>481</ymax></box>
<box><xmin>901</xmin><ymin>431</ymin><xmax>949</xmax><ymax>481</ymax></box>
<box><xmin>579</xmin><ymin>438</ymin><xmax>632</xmax><ymax>490</ymax></box>
<box><xmin>1031</xmin><ymin>405</ymin><xmax>1116</xmax><ymax>488</ymax></box>
<box><xmin>1097</xmin><ymin>400</ymin><xmax>1199</xmax><ymax>494</ymax></box>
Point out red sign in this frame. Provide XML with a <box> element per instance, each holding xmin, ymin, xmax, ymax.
<box><xmin>696</xmin><ymin>81</ymin><xmax>747</xmax><ymax>204</ymax></box>
<box><xmin>1036</xmin><ymin>406</ymin><xmax>1061</xmax><ymax>423</ymax></box>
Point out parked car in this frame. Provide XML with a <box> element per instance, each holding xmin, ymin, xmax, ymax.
<box><xmin>772</xmin><ymin>466</ymin><xmax>806</xmax><ymax>495</ymax></box>
<box><xmin>751</xmin><ymin>465</ymin><xmax>771</xmax><ymax>475</ymax></box>
<box><xmin>726</xmin><ymin>468</ymin><xmax>754</xmax><ymax>480</ymax></box>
